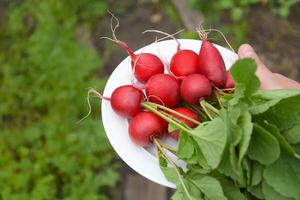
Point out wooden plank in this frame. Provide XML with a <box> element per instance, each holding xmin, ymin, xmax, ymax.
<box><xmin>124</xmin><ymin>174</ymin><xmax>168</xmax><ymax>200</ymax></box>
<box><xmin>171</xmin><ymin>0</ymin><xmax>204</xmax><ymax>31</ymax></box>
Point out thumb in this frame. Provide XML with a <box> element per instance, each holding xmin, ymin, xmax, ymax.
<box><xmin>238</xmin><ymin>44</ymin><xmax>300</xmax><ymax>90</ymax></box>
<box><xmin>238</xmin><ymin>44</ymin><xmax>275</xmax><ymax>89</ymax></box>
<box><xmin>238</xmin><ymin>44</ymin><xmax>273</xmax><ymax>78</ymax></box>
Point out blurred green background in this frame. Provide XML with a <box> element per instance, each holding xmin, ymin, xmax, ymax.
<box><xmin>0</xmin><ymin>0</ymin><xmax>299</xmax><ymax>199</ymax></box>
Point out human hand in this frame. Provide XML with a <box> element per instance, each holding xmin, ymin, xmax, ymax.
<box><xmin>238</xmin><ymin>44</ymin><xmax>300</xmax><ymax>90</ymax></box>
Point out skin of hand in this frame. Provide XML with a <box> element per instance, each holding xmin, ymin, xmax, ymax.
<box><xmin>238</xmin><ymin>44</ymin><xmax>300</xmax><ymax>90</ymax></box>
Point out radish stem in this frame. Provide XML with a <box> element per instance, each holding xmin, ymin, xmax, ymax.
<box><xmin>143</xmin><ymin>29</ymin><xmax>182</xmax><ymax>51</ymax></box>
<box><xmin>154</xmin><ymin>139</ymin><xmax>192</xmax><ymax>200</ymax></box>
<box><xmin>77</xmin><ymin>88</ymin><xmax>110</xmax><ymax>123</ymax></box>
<box><xmin>201</xmin><ymin>28</ymin><xmax>235</xmax><ymax>53</ymax></box>
<box><xmin>204</xmin><ymin>101</ymin><xmax>220</xmax><ymax>115</ymax></box>
<box><xmin>159</xmin><ymin>110</ymin><xmax>192</xmax><ymax>130</ymax></box>
<box><xmin>214</xmin><ymin>89</ymin><xmax>223</xmax><ymax>108</ymax></box>
<box><xmin>141</xmin><ymin>102</ymin><xmax>190</xmax><ymax>132</ymax></box>
<box><xmin>146</xmin><ymin>102</ymin><xmax>201</xmax><ymax>126</ymax></box>
<box><xmin>221</xmin><ymin>88</ymin><xmax>235</xmax><ymax>91</ymax></box>
<box><xmin>200</xmin><ymin>100</ymin><xmax>213</xmax><ymax>120</ymax></box>
<box><xmin>156</xmin><ymin>139</ymin><xmax>177</xmax><ymax>155</ymax></box>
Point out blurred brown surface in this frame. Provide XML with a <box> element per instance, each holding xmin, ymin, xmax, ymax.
<box><xmin>248</xmin><ymin>5</ymin><xmax>300</xmax><ymax>81</ymax></box>
<box><xmin>124</xmin><ymin>174</ymin><xmax>167</xmax><ymax>200</ymax></box>
<box><xmin>118</xmin><ymin>161</ymin><xmax>175</xmax><ymax>200</ymax></box>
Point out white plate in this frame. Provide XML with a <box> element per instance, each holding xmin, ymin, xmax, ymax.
<box><xmin>101</xmin><ymin>39</ymin><xmax>238</xmax><ymax>188</ymax></box>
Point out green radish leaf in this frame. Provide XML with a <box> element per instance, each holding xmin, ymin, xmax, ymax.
<box><xmin>262</xmin><ymin>180</ymin><xmax>294</xmax><ymax>200</ymax></box>
<box><xmin>158</xmin><ymin>152</ymin><xmax>179</xmax><ymax>183</ymax></box>
<box><xmin>189</xmin><ymin>175</ymin><xmax>227</xmax><ymax>200</ymax></box>
<box><xmin>250</xmin><ymin>89</ymin><xmax>300</xmax><ymax>115</ymax></box>
<box><xmin>237</xmin><ymin>105</ymin><xmax>253</xmax><ymax>165</ymax></box>
<box><xmin>218</xmin><ymin>177</ymin><xmax>247</xmax><ymax>200</ymax></box>
<box><xmin>218</xmin><ymin>114</ymin><xmax>243</xmax><ymax>183</ymax></box>
<box><xmin>258</xmin><ymin>94</ymin><xmax>300</xmax><ymax>131</ymax></box>
<box><xmin>247</xmin><ymin>123</ymin><xmax>280</xmax><ymax>165</ymax></box>
<box><xmin>171</xmin><ymin>181</ymin><xmax>203</xmax><ymax>200</ymax></box>
<box><xmin>251</xmin><ymin>161</ymin><xmax>263</xmax><ymax>186</ymax></box>
<box><xmin>184</xmin><ymin>143</ymin><xmax>211</xmax><ymax>171</ymax></box>
<box><xmin>168</xmin><ymin>122</ymin><xmax>178</xmax><ymax>132</ymax></box>
<box><xmin>283</xmin><ymin>123</ymin><xmax>300</xmax><ymax>144</ymax></box>
<box><xmin>293</xmin><ymin>144</ymin><xmax>300</xmax><ymax>155</ymax></box>
<box><xmin>189</xmin><ymin>116</ymin><xmax>227</xmax><ymax>169</ymax></box>
<box><xmin>230</xmin><ymin>58</ymin><xmax>260</xmax><ymax>101</ymax></box>
<box><xmin>168</xmin><ymin>119</ymin><xmax>190</xmax><ymax>132</ymax></box>
<box><xmin>218</xmin><ymin>151</ymin><xmax>240</xmax><ymax>184</ymax></box>
<box><xmin>242</xmin><ymin>158</ymin><xmax>251</xmax><ymax>186</ymax></box>
<box><xmin>264</xmin><ymin>152</ymin><xmax>300</xmax><ymax>199</ymax></box>
<box><xmin>171</xmin><ymin>186</ymin><xmax>186</xmax><ymax>200</ymax></box>
<box><xmin>179</xmin><ymin>138</ymin><xmax>210</xmax><ymax>169</ymax></box>
<box><xmin>158</xmin><ymin>150</ymin><xmax>198</xmax><ymax>200</ymax></box>
<box><xmin>177</xmin><ymin>131</ymin><xmax>194</xmax><ymax>160</ymax></box>
<box><xmin>218</xmin><ymin>147</ymin><xmax>240</xmax><ymax>183</ymax></box>
<box><xmin>228</xmin><ymin>103</ymin><xmax>242</xmax><ymax>123</ymax></box>
<box><xmin>259</xmin><ymin>122</ymin><xmax>298</xmax><ymax>158</ymax></box>
<box><xmin>185</xmin><ymin>150</ymin><xmax>199</xmax><ymax>165</ymax></box>
<box><xmin>247</xmin><ymin>184</ymin><xmax>265</xmax><ymax>199</ymax></box>
<box><xmin>187</xmin><ymin>164</ymin><xmax>211</xmax><ymax>175</ymax></box>
<box><xmin>220</xmin><ymin>94</ymin><xmax>233</xmax><ymax>108</ymax></box>
<box><xmin>192</xmin><ymin>141</ymin><xmax>211</xmax><ymax>170</ymax></box>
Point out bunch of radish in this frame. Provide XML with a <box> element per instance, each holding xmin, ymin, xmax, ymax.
<box><xmin>81</xmin><ymin>14</ymin><xmax>300</xmax><ymax>200</ymax></box>
<box><xmin>85</xmin><ymin>20</ymin><xmax>235</xmax><ymax>149</ymax></box>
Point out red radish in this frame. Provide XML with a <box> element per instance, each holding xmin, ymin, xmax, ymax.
<box><xmin>146</xmin><ymin>74</ymin><xmax>181</xmax><ymax>108</ymax></box>
<box><xmin>131</xmin><ymin>53</ymin><xmax>164</xmax><ymax>83</ymax></box>
<box><xmin>143</xmin><ymin>30</ymin><xmax>199</xmax><ymax>78</ymax></box>
<box><xmin>110</xmin><ymin>85</ymin><xmax>144</xmax><ymax>118</ymax></box>
<box><xmin>180</xmin><ymin>74</ymin><xmax>211</xmax><ymax>105</ymax></box>
<box><xmin>118</xmin><ymin>41</ymin><xmax>164</xmax><ymax>83</ymax></box>
<box><xmin>224</xmin><ymin>71</ymin><xmax>235</xmax><ymax>88</ymax></box>
<box><xmin>169</xmin><ymin>107</ymin><xmax>200</xmax><ymax>140</ymax></box>
<box><xmin>102</xmin><ymin>14</ymin><xmax>164</xmax><ymax>83</ymax></box>
<box><xmin>129</xmin><ymin>112</ymin><xmax>165</xmax><ymax>147</ymax></box>
<box><xmin>198</xmin><ymin>35</ymin><xmax>226</xmax><ymax>88</ymax></box>
<box><xmin>170</xmin><ymin>50</ymin><xmax>199</xmax><ymax>77</ymax></box>
<box><xmin>80</xmin><ymin>86</ymin><xmax>144</xmax><ymax>123</ymax></box>
<box><xmin>84</xmin><ymin>86</ymin><xmax>143</xmax><ymax>119</ymax></box>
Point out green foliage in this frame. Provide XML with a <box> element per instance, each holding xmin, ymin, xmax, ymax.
<box><xmin>189</xmin><ymin>0</ymin><xmax>299</xmax><ymax>47</ymax></box>
<box><xmin>264</xmin><ymin>152</ymin><xmax>300</xmax><ymax>199</ymax></box>
<box><xmin>157</xmin><ymin>59</ymin><xmax>300</xmax><ymax>199</ymax></box>
<box><xmin>189</xmin><ymin>117</ymin><xmax>227</xmax><ymax>169</ymax></box>
<box><xmin>230</xmin><ymin>58</ymin><xmax>260</xmax><ymax>101</ymax></box>
<box><xmin>247</xmin><ymin>124</ymin><xmax>280</xmax><ymax>165</ymax></box>
<box><xmin>0</xmin><ymin>0</ymin><xmax>119</xmax><ymax>199</ymax></box>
